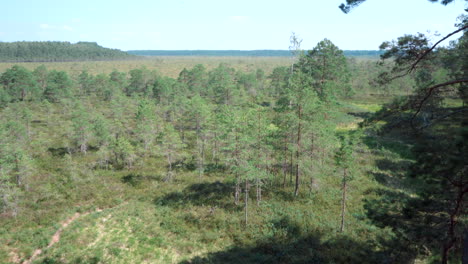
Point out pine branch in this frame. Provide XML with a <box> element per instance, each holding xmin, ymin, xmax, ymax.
<box><xmin>408</xmin><ymin>25</ymin><xmax>468</xmax><ymax>74</ymax></box>
<box><xmin>379</xmin><ymin>25</ymin><xmax>468</xmax><ymax>83</ymax></box>
<box><xmin>410</xmin><ymin>78</ymin><xmax>468</xmax><ymax>129</ymax></box>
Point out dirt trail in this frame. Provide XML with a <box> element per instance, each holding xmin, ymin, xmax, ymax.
<box><xmin>21</xmin><ymin>209</ymin><xmax>102</xmax><ymax>264</ymax></box>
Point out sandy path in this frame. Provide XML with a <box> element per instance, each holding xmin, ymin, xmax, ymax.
<box><xmin>21</xmin><ymin>209</ymin><xmax>102</xmax><ymax>264</ymax></box>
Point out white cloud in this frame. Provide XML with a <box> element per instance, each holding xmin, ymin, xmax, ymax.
<box><xmin>62</xmin><ymin>25</ymin><xmax>73</xmax><ymax>31</ymax></box>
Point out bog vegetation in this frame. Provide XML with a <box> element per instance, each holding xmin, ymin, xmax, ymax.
<box><xmin>126</xmin><ymin>49</ymin><xmax>383</xmax><ymax>57</ymax></box>
<box><xmin>0</xmin><ymin>12</ymin><xmax>467</xmax><ymax>264</ymax></box>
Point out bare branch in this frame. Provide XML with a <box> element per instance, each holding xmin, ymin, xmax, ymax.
<box><xmin>420</xmin><ymin>108</ymin><xmax>468</xmax><ymax>129</ymax></box>
<box><xmin>410</xmin><ymin>78</ymin><xmax>468</xmax><ymax>129</ymax></box>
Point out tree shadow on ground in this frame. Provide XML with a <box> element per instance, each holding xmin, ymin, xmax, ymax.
<box><xmin>362</xmin><ymin>136</ymin><xmax>414</xmax><ymax>160</ymax></box>
<box><xmin>362</xmin><ymin>187</ymin><xmax>458</xmax><ymax>262</ymax></box>
<box><xmin>48</xmin><ymin>147</ymin><xmax>72</xmax><ymax>157</ymax></box>
<box><xmin>266</xmin><ymin>188</ymin><xmax>297</xmax><ymax>202</ymax></box>
<box><xmin>121</xmin><ymin>173</ymin><xmax>162</xmax><ymax>187</ymax></box>
<box><xmin>155</xmin><ymin>181</ymin><xmax>238</xmax><ymax>210</ymax></box>
<box><xmin>375</xmin><ymin>158</ymin><xmax>412</xmax><ymax>173</ymax></box>
<box><xmin>347</xmin><ymin>111</ymin><xmax>374</xmax><ymax>120</ymax></box>
<box><xmin>370</xmin><ymin>159</ymin><xmax>415</xmax><ymax>191</ymax></box>
<box><xmin>204</xmin><ymin>163</ymin><xmax>228</xmax><ymax>174</ymax></box>
<box><xmin>180</xmin><ymin>216</ymin><xmax>416</xmax><ymax>264</ymax></box>
<box><xmin>48</xmin><ymin>145</ymin><xmax>100</xmax><ymax>157</ymax></box>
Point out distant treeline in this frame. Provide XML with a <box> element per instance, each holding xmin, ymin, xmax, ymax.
<box><xmin>127</xmin><ymin>49</ymin><xmax>384</xmax><ymax>57</ymax></box>
<box><xmin>0</xmin><ymin>41</ymin><xmax>134</xmax><ymax>62</ymax></box>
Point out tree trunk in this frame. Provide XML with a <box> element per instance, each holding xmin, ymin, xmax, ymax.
<box><xmin>80</xmin><ymin>133</ymin><xmax>87</xmax><ymax>154</ymax></box>
<box><xmin>442</xmin><ymin>183</ymin><xmax>466</xmax><ymax>264</ymax></box>
<box><xmin>309</xmin><ymin>137</ymin><xmax>315</xmax><ymax>195</ymax></box>
<box><xmin>321</xmin><ymin>148</ymin><xmax>325</xmax><ymax>166</ymax></box>
<box><xmin>462</xmin><ymin>228</ymin><xmax>468</xmax><ymax>264</ymax></box>
<box><xmin>235</xmin><ymin>179</ymin><xmax>240</xmax><ymax>205</ymax></box>
<box><xmin>181</xmin><ymin>127</ymin><xmax>185</xmax><ymax>144</ymax></box>
<box><xmin>290</xmin><ymin>150</ymin><xmax>293</xmax><ymax>185</ymax></box>
<box><xmin>320</xmin><ymin>55</ymin><xmax>327</xmax><ymax>98</ymax></box>
<box><xmin>80</xmin><ymin>142</ymin><xmax>87</xmax><ymax>154</ymax></box>
<box><xmin>213</xmin><ymin>132</ymin><xmax>218</xmax><ymax>166</ymax></box>
<box><xmin>201</xmin><ymin>136</ymin><xmax>205</xmax><ymax>178</ymax></box>
<box><xmin>244</xmin><ymin>179</ymin><xmax>249</xmax><ymax>226</ymax></box>
<box><xmin>340</xmin><ymin>168</ymin><xmax>347</xmax><ymax>233</ymax></box>
<box><xmin>282</xmin><ymin>136</ymin><xmax>288</xmax><ymax>188</ymax></box>
<box><xmin>256</xmin><ymin>177</ymin><xmax>261</xmax><ymax>205</ymax></box>
<box><xmin>166</xmin><ymin>153</ymin><xmax>173</xmax><ymax>182</ymax></box>
<box><xmin>1</xmin><ymin>192</ymin><xmax>7</xmax><ymax>214</ymax></box>
<box><xmin>196</xmin><ymin>124</ymin><xmax>204</xmax><ymax>180</ymax></box>
<box><xmin>294</xmin><ymin>105</ymin><xmax>302</xmax><ymax>197</ymax></box>
<box><xmin>234</xmin><ymin>130</ymin><xmax>240</xmax><ymax>205</ymax></box>
<box><xmin>15</xmin><ymin>157</ymin><xmax>21</xmax><ymax>186</ymax></box>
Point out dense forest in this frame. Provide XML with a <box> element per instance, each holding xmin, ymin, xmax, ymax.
<box><xmin>0</xmin><ymin>1</ymin><xmax>467</xmax><ymax>263</ymax></box>
<box><xmin>127</xmin><ymin>50</ymin><xmax>383</xmax><ymax>58</ymax></box>
<box><xmin>0</xmin><ymin>42</ymin><xmax>134</xmax><ymax>62</ymax></box>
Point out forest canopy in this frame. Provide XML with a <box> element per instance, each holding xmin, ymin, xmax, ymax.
<box><xmin>0</xmin><ymin>41</ymin><xmax>134</xmax><ymax>62</ymax></box>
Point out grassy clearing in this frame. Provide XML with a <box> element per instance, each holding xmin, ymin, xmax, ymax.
<box><xmin>442</xmin><ymin>97</ymin><xmax>463</xmax><ymax>108</ymax></box>
<box><xmin>350</xmin><ymin>103</ymin><xmax>382</xmax><ymax>113</ymax></box>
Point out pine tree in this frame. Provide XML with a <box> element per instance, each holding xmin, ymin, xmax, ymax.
<box><xmin>159</xmin><ymin>123</ymin><xmax>185</xmax><ymax>182</ymax></box>
<box><xmin>71</xmin><ymin>102</ymin><xmax>93</xmax><ymax>154</ymax></box>
<box><xmin>44</xmin><ymin>70</ymin><xmax>73</xmax><ymax>102</ymax></box>
<box><xmin>186</xmin><ymin>95</ymin><xmax>212</xmax><ymax>179</ymax></box>
<box><xmin>0</xmin><ymin>65</ymin><xmax>40</xmax><ymax>101</ymax></box>
<box><xmin>135</xmin><ymin>99</ymin><xmax>160</xmax><ymax>155</ymax></box>
<box><xmin>334</xmin><ymin>131</ymin><xmax>360</xmax><ymax>232</ymax></box>
<box><xmin>295</xmin><ymin>39</ymin><xmax>351</xmax><ymax>101</ymax></box>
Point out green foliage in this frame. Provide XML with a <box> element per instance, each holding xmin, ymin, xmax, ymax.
<box><xmin>71</xmin><ymin>102</ymin><xmax>93</xmax><ymax>153</ymax></box>
<box><xmin>152</xmin><ymin>76</ymin><xmax>177</xmax><ymax>104</ymax></box>
<box><xmin>269</xmin><ymin>66</ymin><xmax>290</xmax><ymax>97</ymax></box>
<box><xmin>110</xmin><ymin>135</ymin><xmax>136</xmax><ymax>169</ymax></box>
<box><xmin>159</xmin><ymin>122</ymin><xmax>186</xmax><ymax>181</ymax></box>
<box><xmin>78</xmin><ymin>70</ymin><xmax>93</xmax><ymax>95</ymax></box>
<box><xmin>295</xmin><ymin>38</ymin><xmax>352</xmax><ymax>100</ymax></box>
<box><xmin>32</xmin><ymin>65</ymin><xmax>48</xmax><ymax>91</ymax></box>
<box><xmin>208</xmin><ymin>64</ymin><xmax>237</xmax><ymax>105</ymax></box>
<box><xmin>335</xmin><ymin>130</ymin><xmax>361</xmax><ymax>170</ymax></box>
<box><xmin>44</xmin><ymin>70</ymin><xmax>73</xmax><ymax>102</ymax></box>
<box><xmin>109</xmin><ymin>70</ymin><xmax>128</xmax><ymax>91</ymax></box>
<box><xmin>179</xmin><ymin>64</ymin><xmax>208</xmax><ymax>95</ymax></box>
<box><xmin>0</xmin><ymin>108</ymin><xmax>32</xmax><ymax>216</ymax></box>
<box><xmin>126</xmin><ymin>68</ymin><xmax>156</xmax><ymax>96</ymax></box>
<box><xmin>135</xmin><ymin>99</ymin><xmax>160</xmax><ymax>153</ymax></box>
<box><xmin>0</xmin><ymin>65</ymin><xmax>40</xmax><ymax>101</ymax></box>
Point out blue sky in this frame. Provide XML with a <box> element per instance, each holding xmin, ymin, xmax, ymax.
<box><xmin>1</xmin><ymin>0</ymin><xmax>466</xmax><ymax>51</ymax></box>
